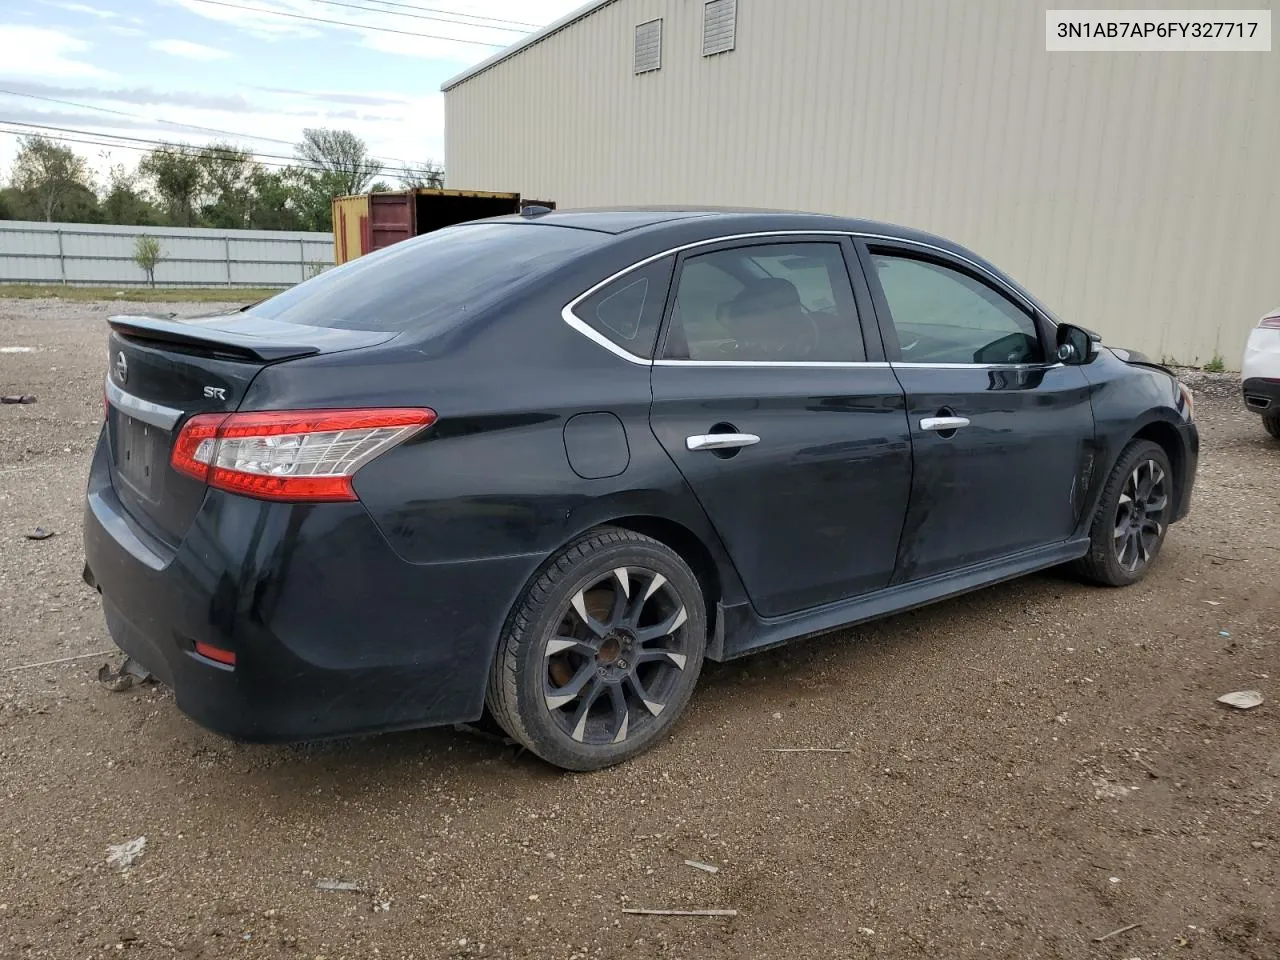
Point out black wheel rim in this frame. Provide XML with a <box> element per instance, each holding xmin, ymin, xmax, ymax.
<box><xmin>542</xmin><ymin>567</ymin><xmax>691</xmax><ymax>746</ymax></box>
<box><xmin>1114</xmin><ymin>458</ymin><xmax>1168</xmax><ymax>572</ymax></box>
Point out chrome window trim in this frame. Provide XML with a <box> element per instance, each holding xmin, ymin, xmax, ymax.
<box><xmin>654</xmin><ymin>360</ymin><xmax>891</xmax><ymax>368</ymax></box>
<box><xmin>561</xmin><ymin>229</ymin><xmax>1045</xmax><ymax>366</ymax></box>
<box><xmin>892</xmin><ymin>361</ymin><xmax>1065</xmax><ymax>371</ymax></box>
<box><xmin>105</xmin><ymin>376</ymin><xmax>182</xmax><ymax>430</ymax></box>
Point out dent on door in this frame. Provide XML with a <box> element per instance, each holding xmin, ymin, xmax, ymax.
<box><xmin>891</xmin><ymin>364</ymin><xmax>1095</xmax><ymax>582</ymax></box>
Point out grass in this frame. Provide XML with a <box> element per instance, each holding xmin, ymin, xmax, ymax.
<box><xmin>0</xmin><ymin>285</ymin><xmax>282</xmax><ymax>303</ymax></box>
<box><xmin>1202</xmin><ymin>353</ymin><xmax>1226</xmax><ymax>373</ymax></box>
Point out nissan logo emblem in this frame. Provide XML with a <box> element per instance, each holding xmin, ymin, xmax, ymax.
<box><xmin>115</xmin><ymin>351</ymin><xmax>128</xmax><ymax>384</ymax></box>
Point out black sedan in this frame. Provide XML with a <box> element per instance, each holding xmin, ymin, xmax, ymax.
<box><xmin>84</xmin><ymin>209</ymin><xmax>1199</xmax><ymax>770</ymax></box>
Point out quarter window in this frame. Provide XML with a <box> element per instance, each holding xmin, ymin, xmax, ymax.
<box><xmin>574</xmin><ymin>256</ymin><xmax>674</xmax><ymax>358</ymax></box>
<box><xmin>664</xmin><ymin>243</ymin><xmax>865</xmax><ymax>362</ymax></box>
<box><xmin>869</xmin><ymin>254</ymin><xmax>1043</xmax><ymax>364</ymax></box>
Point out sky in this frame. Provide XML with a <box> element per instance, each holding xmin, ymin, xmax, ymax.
<box><xmin>0</xmin><ymin>0</ymin><xmax>585</xmax><ymax>185</ymax></box>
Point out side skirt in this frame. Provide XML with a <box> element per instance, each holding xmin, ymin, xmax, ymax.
<box><xmin>712</xmin><ymin>538</ymin><xmax>1091</xmax><ymax>661</ymax></box>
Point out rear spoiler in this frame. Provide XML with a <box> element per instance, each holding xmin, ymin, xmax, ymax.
<box><xmin>108</xmin><ymin>314</ymin><xmax>393</xmax><ymax>362</ymax></box>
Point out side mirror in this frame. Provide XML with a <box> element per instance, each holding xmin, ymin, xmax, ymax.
<box><xmin>1056</xmin><ymin>323</ymin><xmax>1100</xmax><ymax>365</ymax></box>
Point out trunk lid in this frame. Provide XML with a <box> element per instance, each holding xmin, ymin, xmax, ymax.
<box><xmin>104</xmin><ymin>311</ymin><xmax>394</xmax><ymax>546</ymax></box>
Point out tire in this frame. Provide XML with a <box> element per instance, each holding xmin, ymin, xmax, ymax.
<box><xmin>487</xmin><ymin>527</ymin><xmax>707</xmax><ymax>771</ymax></box>
<box><xmin>1264</xmin><ymin>411</ymin><xmax>1280</xmax><ymax>440</ymax></box>
<box><xmin>1072</xmin><ymin>439</ymin><xmax>1174</xmax><ymax>587</ymax></box>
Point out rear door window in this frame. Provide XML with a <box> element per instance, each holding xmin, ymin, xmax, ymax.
<box><xmin>249</xmin><ymin>223</ymin><xmax>602</xmax><ymax>333</ymax></box>
<box><xmin>572</xmin><ymin>256</ymin><xmax>674</xmax><ymax>358</ymax></box>
<box><xmin>663</xmin><ymin>242</ymin><xmax>866</xmax><ymax>362</ymax></box>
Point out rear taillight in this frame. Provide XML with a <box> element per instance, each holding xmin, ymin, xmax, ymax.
<box><xmin>1260</xmin><ymin>314</ymin><xmax>1280</xmax><ymax>330</ymax></box>
<box><xmin>171</xmin><ymin>408</ymin><xmax>434</xmax><ymax>502</ymax></box>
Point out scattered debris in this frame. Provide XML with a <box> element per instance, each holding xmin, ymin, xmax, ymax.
<box><xmin>24</xmin><ymin>527</ymin><xmax>54</xmax><ymax>540</ymax></box>
<box><xmin>0</xmin><ymin>346</ymin><xmax>34</xmax><ymax>353</ymax></box>
<box><xmin>765</xmin><ymin>747</ymin><xmax>855</xmax><ymax>753</ymax></box>
<box><xmin>1108</xmin><ymin>876</ymin><xmax>1122</xmax><ymax>884</ymax></box>
<box><xmin>1131</xmin><ymin>756</ymin><xmax>1163</xmax><ymax>779</ymax></box>
<box><xmin>1</xmin><ymin>394</ymin><xmax>37</xmax><ymax>404</ymax></box>
<box><xmin>315</xmin><ymin>879</ymin><xmax>362</xmax><ymax>892</ymax></box>
<box><xmin>5</xmin><ymin>649</ymin><xmax>116</xmax><ymax>673</ymax></box>
<box><xmin>621</xmin><ymin>908</ymin><xmax>736</xmax><ymax>918</ymax></box>
<box><xmin>373</xmin><ymin>899</ymin><xmax>391</xmax><ymax>913</ymax></box>
<box><xmin>106</xmin><ymin>837</ymin><xmax>147</xmax><ymax>870</ymax></box>
<box><xmin>683</xmin><ymin>860</ymin><xmax>719</xmax><ymax>874</ymax></box>
<box><xmin>97</xmin><ymin>658</ymin><xmax>153</xmax><ymax>692</ymax></box>
<box><xmin>1093</xmin><ymin>922</ymin><xmax>1141</xmax><ymax>942</ymax></box>
<box><xmin>1202</xmin><ymin>600</ymin><xmax>1221</xmax><ymax>606</ymax></box>
<box><xmin>1219</xmin><ymin>631</ymin><xmax>1232</xmax><ymax>638</ymax></box>
<box><xmin>857</xmin><ymin>927</ymin><xmax>875</xmax><ymax>935</ymax></box>
<box><xmin>452</xmin><ymin>722</ymin><xmax>517</xmax><ymax>747</ymax></box>
<box><xmin>1205</xmin><ymin>554</ymin><xmax>1247</xmax><ymax>563</ymax></box>
<box><xmin>1216</xmin><ymin>690</ymin><xmax>1263</xmax><ymax>710</ymax></box>
<box><xmin>1250</xmin><ymin>840</ymin><xmax>1266</xmax><ymax>850</ymax></box>
<box><xmin>1093</xmin><ymin>780</ymin><xmax>1131</xmax><ymax>801</ymax></box>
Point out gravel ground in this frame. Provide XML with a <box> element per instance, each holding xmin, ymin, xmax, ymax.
<box><xmin>1</xmin><ymin>298</ymin><xmax>1277</xmax><ymax>960</ymax></box>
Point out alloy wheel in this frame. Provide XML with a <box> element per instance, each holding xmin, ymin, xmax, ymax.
<box><xmin>543</xmin><ymin>566</ymin><xmax>691</xmax><ymax>745</ymax></box>
<box><xmin>1113</xmin><ymin>458</ymin><xmax>1168</xmax><ymax>572</ymax></box>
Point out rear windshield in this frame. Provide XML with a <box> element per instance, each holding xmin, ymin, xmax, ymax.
<box><xmin>248</xmin><ymin>223</ymin><xmax>602</xmax><ymax>333</ymax></box>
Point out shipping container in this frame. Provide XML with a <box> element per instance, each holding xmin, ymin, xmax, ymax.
<box><xmin>331</xmin><ymin>188</ymin><xmax>555</xmax><ymax>264</ymax></box>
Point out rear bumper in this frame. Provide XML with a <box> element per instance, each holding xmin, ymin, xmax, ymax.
<box><xmin>1172</xmin><ymin>421</ymin><xmax>1199</xmax><ymax>523</ymax></box>
<box><xmin>1242</xmin><ymin>377</ymin><xmax>1280</xmax><ymax>416</ymax></box>
<box><xmin>82</xmin><ymin>435</ymin><xmax>541</xmax><ymax>743</ymax></box>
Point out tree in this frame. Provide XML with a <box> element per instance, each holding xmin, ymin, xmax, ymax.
<box><xmin>198</xmin><ymin>143</ymin><xmax>257</xmax><ymax>228</ymax></box>
<box><xmin>399</xmin><ymin>161</ymin><xmax>444</xmax><ymax>189</ymax></box>
<box><xmin>101</xmin><ymin>165</ymin><xmax>160</xmax><ymax>226</ymax></box>
<box><xmin>10</xmin><ymin>136</ymin><xmax>95</xmax><ymax>221</ymax></box>
<box><xmin>139</xmin><ymin>144</ymin><xmax>206</xmax><ymax>227</ymax></box>
<box><xmin>245</xmin><ymin>168</ymin><xmax>303</xmax><ymax>231</ymax></box>
<box><xmin>295</xmin><ymin>128</ymin><xmax>382</xmax><ymax>197</ymax></box>
<box><xmin>284</xmin><ymin>167</ymin><xmax>345</xmax><ymax>232</ymax></box>
<box><xmin>132</xmin><ymin>235</ymin><xmax>163</xmax><ymax>287</ymax></box>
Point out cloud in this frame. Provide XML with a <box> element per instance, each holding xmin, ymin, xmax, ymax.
<box><xmin>0</xmin><ymin>79</ymin><xmax>252</xmax><ymax>112</ymax></box>
<box><xmin>0</xmin><ymin>26</ymin><xmax>113</xmax><ymax>79</ymax></box>
<box><xmin>106</xmin><ymin>24</ymin><xmax>146</xmax><ymax>37</ymax></box>
<box><xmin>166</xmin><ymin>0</ymin><xmax>575</xmax><ymax>58</ymax></box>
<box><xmin>168</xmin><ymin>0</ymin><xmax>319</xmax><ymax>39</ymax></box>
<box><xmin>150</xmin><ymin>39</ymin><xmax>235</xmax><ymax>61</ymax></box>
<box><xmin>48</xmin><ymin>2</ymin><xmax>120</xmax><ymax>18</ymax></box>
<box><xmin>251</xmin><ymin>86</ymin><xmax>410</xmax><ymax>107</ymax></box>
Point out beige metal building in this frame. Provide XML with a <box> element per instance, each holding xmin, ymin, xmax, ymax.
<box><xmin>443</xmin><ymin>0</ymin><xmax>1278</xmax><ymax>366</ymax></box>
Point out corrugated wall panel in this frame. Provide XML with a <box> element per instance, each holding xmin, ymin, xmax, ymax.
<box><xmin>445</xmin><ymin>0</ymin><xmax>1278</xmax><ymax>365</ymax></box>
<box><xmin>0</xmin><ymin>221</ymin><xmax>334</xmax><ymax>288</ymax></box>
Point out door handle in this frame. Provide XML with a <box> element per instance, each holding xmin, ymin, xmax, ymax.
<box><xmin>686</xmin><ymin>433</ymin><xmax>761</xmax><ymax>451</ymax></box>
<box><xmin>920</xmin><ymin>416</ymin><xmax>970</xmax><ymax>432</ymax></box>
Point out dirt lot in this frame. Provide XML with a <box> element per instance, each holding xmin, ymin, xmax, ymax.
<box><xmin>1</xmin><ymin>296</ymin><xmax>1277</xmax><ymax>960</ymax></box>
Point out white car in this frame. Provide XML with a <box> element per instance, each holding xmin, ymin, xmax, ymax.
<box><xmin>1242</xmin><ymin>307</ymin><xmax>1280</xmax><ymax>439</ymax></box>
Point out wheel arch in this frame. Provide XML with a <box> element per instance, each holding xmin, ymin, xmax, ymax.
<box><xmin>1129</xmin><ymin>414</ymin><xmax>1187</xmax><ymax>516</ymax></box>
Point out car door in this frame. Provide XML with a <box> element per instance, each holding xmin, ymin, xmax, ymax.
<box><xmin>648</xmin><ymin>236</ymin><xmax>912</xmax><ymax>618</ymax></box>
<box><xmin>855</xmin><ymin>241</ymin><xmax>1095</xmax><ymax>582</ymax></box>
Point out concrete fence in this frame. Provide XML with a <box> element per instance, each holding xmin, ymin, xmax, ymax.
<box><xmin>0</xmin><ymin>220</ymin><xmax>335</xmax><ymax>288</ymax></box>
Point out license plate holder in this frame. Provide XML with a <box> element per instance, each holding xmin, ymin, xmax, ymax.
<box><xmin>114</xmin><ymin>414</ymin><xmax>164</xmax><ymax>500</ymax></box>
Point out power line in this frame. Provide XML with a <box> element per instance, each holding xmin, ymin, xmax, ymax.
<box><xmin>2</xmin><ymin>119</ymin><xmax>335</xmax><ymax>167</ymax></box>
<box><xmin>0</xmin><ymin>123</ymin><xmax>421</xmax><ymax>180</ymax></box>
<box><xmin>0</xmin><ymin>128</ymin><xmax>309</xmax><ymax>172</ymax></box>
<box><xmin>0</xmin><ymin>88</ymin><xmax>433</xmax><ymax>168</ymax></box>
<box><xmin>306</xmin><ymin>0</ymin><xmax>531</xmax><ymax>33</ymax></box>
<box><xmin>331</xmin><ymin>0</ymin><xmax>540</xmax><ymax>29</ymax></box>
<box><xmin>181</xmin><ymin>0</ymin><xmax>507</xmax><ymax>46</ymax></box>
<box><xmin>0</xmin><ymin>89</ymin><xmax>297</xmax><ymax>147</ymax></box>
